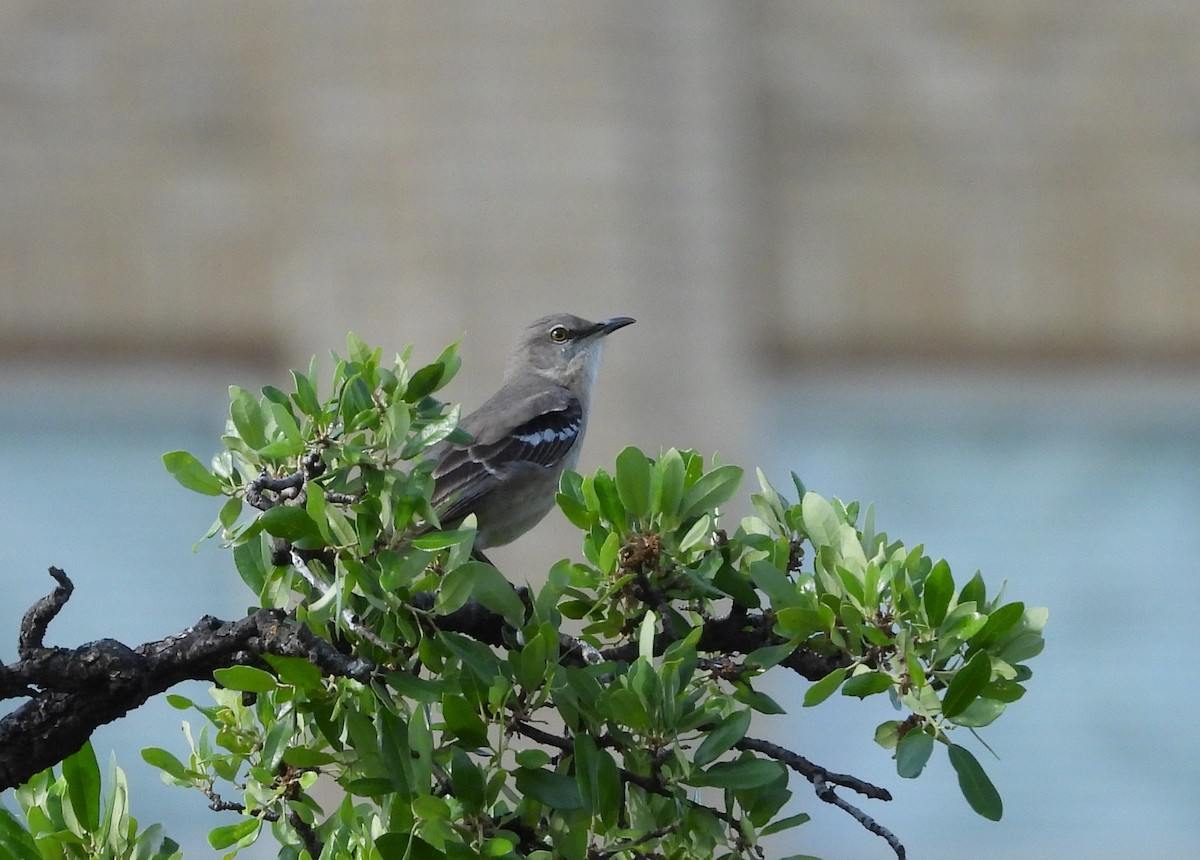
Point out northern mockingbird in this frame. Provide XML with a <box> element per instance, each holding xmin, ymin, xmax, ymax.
<box><xmin>427</xmin><ymin>313</ymin><xmax>635</xmax><ymax>553</ymax></box>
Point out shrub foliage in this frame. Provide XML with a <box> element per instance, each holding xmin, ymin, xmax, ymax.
<box><xmin>0</xmin><ymin>335</ymin><xmax>1046</xmax><ymax>860</ymax></box>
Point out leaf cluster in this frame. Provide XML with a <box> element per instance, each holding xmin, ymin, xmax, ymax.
<box><xmin>0</xmin><ymin>742</ymin><xmax>180</xmax><ymax>860</ymax></box>
<box><xmin>5</xmin><ymin>334</ymin><xmax>1047</xmax><ymax>859</ymax></box>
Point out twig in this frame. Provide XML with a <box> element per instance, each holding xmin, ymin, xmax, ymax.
<box><xmin>511</xmin><ymin>719</ymin><xmax>662</xmax><ymax>796</ymax></box>
<box><xmin>508</xmin><ymin>719</ymin><xmax>741</xmax><ymax>831</ymax></box>
<box><xmin>589</xmin><ymin>823</ymin><xmax>679</xmax><ymax>859</ymax></box>
<box><xmin>734</xmin><ymin>735</ymin><xmax>892</xmax><ymax>800</ymax></box>
<box><xmin>18</xmin><ymin>567</ymin><xmax>73</xmax><ymax>657</ymax></box>
<box><xmin>735</xmin><ymin>735</ymin><xmax>905</xmax><ymax>859</ymax></box>
<box><xmin>811</xmin><ymin>771</ymin><xmax>906</xmax><ymax>860</ymax></box>
<box><xmin>597</xmin><ymin>609</ymin><xmax>847</xmax><ymax>682</ymax></box>
<box><xmin>289</xmin><ymin>550</ymin><xmax>392</xmax><ymax>652</ymax></box>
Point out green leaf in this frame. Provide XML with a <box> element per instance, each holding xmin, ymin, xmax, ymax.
<box><xmin>450</xmin><ymin>747</ymin><xmax>485</xmax><ymax>813</ymax></box>
<box><xmin>264</xmin><ymin>402</ymin><xmax>303</xmax><ymax>457</ymax></box>
<box><xmin>959</xmin><ymin>570</ymin><xmax>987</xmax><ymax>608</ymax></box>
<box><xmin>950</xmin><ymin>696</ymin><xmax>1007</xmax><ymax>727</ymax></box>
<box><xmin>162</xmin><ymin>451</ymin><xmax>224</xmax><ymax>496</ymax></box>
<box><xmin>840</xmin><ymin>671</ymin><xmax>893</xmax><ymax>699</ymax></box>
<box><xmin>259</xmin><ymin>505</ymin><xmax>323</xmax><ymax>544</ymax></box>
<box><xmin>515</xmin><ymin>749</ymin><xmax>552</xmax><ymax>769</ymax></box>
<box><xmin>229</xmin><ymin>385</ymin><xmax>268</xmax><ymax>450</ymax></box>
<box><xmin>262</xmin><ymin>654</ymin><xmax>323</xmax><ymax>689</ymax></box>
<box><xmin>748</xmin><ymin>560</ymin><xmax>796</xmax><ymax>609</ymax></box>
<box><xmin>384</xmin><ymin>397</ymin><xmax>412</xmax><ymax>445</ymax></box>
<box><xmin>432</xmin><ymin>340</ymin><xmax>462</xmax><ymax>390</ymax></box>
<box><xmin>438</xmin><ymin>561</ymin><xmax>525</xmax><ymax>626</ymax></box>
<box><xmin>404</xmin><ymin>362</ymin><xmax>445</xmax><ymax>402</ymax></box>
<box><xmin>482</xmin><ymin>836</ymin><xmax>515</xmax><ymax>857</ymax></box>
<box><xmin>442</xmin><ymin>695</ymin><xmax>489</xmax><ymax>749</ymax></box>
<box><xmin>141</xmin><ymin>747</ymin><xmax>193</xmax><ymax>781</ymax></box>
<box><xmin>678</xmin><ymin>513</ymin><xmax>712</xmax><ymax>552</ymax></box>
<box><xmin>345</xmin><ymin>777</ymin><xmax>395</xmax><ymax>799</ymax></box>
<box><xmin>592</xmin><ymin>471</ymin><xmax>626</xmax><ymax>529</ymax></box>
<box><xmin>218</xmin><ymin>495</ymin><xmax>242</xmax><ymax>530</ymax></box>
<box><xmin>746</xmin><ymin>639</ymin><xmax>799</xmax><ymax>672</ymax></box>
<box><xmin>261</xmin><ymin>383</ymin><xmax>291</xmax><ymax>409</ymax></box>
<box><xmin>895</xmin><ymin>730</ymin><xmax>934</xmax><ymax>779</ymax></box>
<box><xmin>656</xmin><ymin>449</ymin><xmax>687</xmax><ymax>521</ymax></box>
<box><xmin>942</xmin><ymin>650</ymin><xmax>992</xmax><ymax>718</ymax></box>
<box><xmin>282</xmin><ymin>747</ymin><xmax>336</xmax><ymax>768</ymax></box>
<box><xmin>714</xmin><ymin>561</ymin><xmax>761</xmax><ymax>608</ymax></box>
<box><xmin>515</xmin><ymin>769</ymin><xmax>583</xmax><ymax>810</ymax></box>
<box><xmin>0</xmin><ymin>806</ymin><xmax>40</xmax><ymax>860</ymax></box>
<box><xmin>873</xmin><ymin>720</ymin><xmax>901</xmax><ymax>750</ymax></box>
<box><xmin>232</xmin><ymin>536</ymin><xmax>270</xmax><ymax>593</ymax></box>
<box><xmin>939</xmin><ymin>602</ymin><xmax>987</xmax><ymax>641</ymax></box>
<box><xmin>516</xmin><ymin>627</ymin><xmax>554</xmax><ymax>691</ymax></box>
<box><xmin>614</xmin><ymin>446</ymin><xmax>652</xmax><ymax>520</ymax></box>
<box><xmin>61</xmin><ymin>741</ymin><xmax>101</xmax><ymax>833</ymax></box>
<box><xmin>345</xmin><ymin>331</ymin><xmax>372</xmax><ymax>364</ymax></box>
<box><xmin>290</xmin><ymin>369</ymin><xmax>321</xmax><ymax>418</ymax></box>
<box><xmin>696</xmin><ymin>756</ymin><xmax>785</xmax><ymax>790</ymax></box>
<box><xmin>803</xmin><ymin>667</ymin><xmax>847</xmax><ymax>707</ymax></box>
<box><xmin>605</xmin><ymin>688</ymin><xmax>649</xmax><ymax>732</ymax></box>
<box><xmin>680</xmin><ymin>464</ymin><xmax>744</xmax><ymax>519</ymax></box>
<box><xmin>971</xmin><ymin>601</ymin><xmax>1026</xmax><ymax>648</ymax></box>
<box><xmin>732</xmin><ymin>685</ymin><xmax>787</xmax><ymax>715</ymax></box>
<box><xmin>556</xmin><ymin>491</ymin><xmax>594</xmax><ymax>530</ymax></box>
<box><xmin>760</xmin><ymin>812</ymin><xmax>812</xmax><ymax>837</ymax></box>
<box><xmin>408</xmin><ymin>705</ymin><xmax>434</xmax><ymax>789</ymax></box>
<box><xmin>402</xmin><ymin>404</ymin><xmax>461</xmax><ymax>458</ymax></box>
<box><xmin>638</xmin><ymin>610</ymin><xmax>657</xmax><ymax>660</ymax></box>
<box><xmin>213</xmin><ymin>665</ymin><xmax>277</xmax><ymax>693</ymax></box>
<box><xmin>693</xmin><ymin>709</ymin><xmax>752</xmax><ymax>767</ymax></box>
<box><xmin>376</xmin><ymin>833</ymin><xmax>440</xmax><ymax>860</ymax></box>
<box><xmin>922</xmin><ymin>560</ymin><xmax>954</xmax><ymax>627</ymax></box>
<box><xmin>411</xmin><ymin>528</ymin><xmax>477</xmax><ymax>550</ymax></box>
<box><xmin>983</xmin><ymin>678</ymin><xmax>1027</xmax><ymax>703</ymax></box>
<box><xmin>208</xmin><ymin>818</ymin><xmax>259</xmax><ymax>850</ymax></box>
<box><xmin>468</xmin><ymin>563</ymin><xmax>525</xmax><ymax>623</ymax></box>
<box><xmin>948</xmin><ymin>744</ymin><xmax>1003</xmax><ymax>820</ymax></box>
<box><xmin>573</xmin><ymin>733</ymin><xmax>600</xmax><ymax>814</ymax></box>
<box><xmin>801</xmin><ymin>492</ymin><xmax>839</xmax><ymax>549</ymax></box>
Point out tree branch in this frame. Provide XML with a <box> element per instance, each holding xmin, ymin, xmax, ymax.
<box><xmin>0</xmin><ymin>568</ymin><xmax>372</xmax><ymax>792</ymax></box>
<box><xmin>594</xmin><ymin>608</ymin><xmax>847</xmax><ymax>681</ymax></box>
<box><xmin>735</xmin><ymin>735</ymin><xmax>906</xmax><ymax>859</ymax></box>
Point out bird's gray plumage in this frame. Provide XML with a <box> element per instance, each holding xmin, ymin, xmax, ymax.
<box><xmin>427</xmin><ymin>313</ymin><xmax>634</xmax><ymax>550</ymax></box>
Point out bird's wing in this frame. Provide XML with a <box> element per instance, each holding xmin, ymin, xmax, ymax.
<box><xmin>430</xmin><ymin>389</ymin><xmax>583</xmax><ymax>524</ymax></box>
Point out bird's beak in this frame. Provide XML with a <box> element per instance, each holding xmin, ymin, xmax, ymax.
<box><xmin>587</xmin><ymin>316</ymin><xmax>636</xmax><ymax>338</ymax></box>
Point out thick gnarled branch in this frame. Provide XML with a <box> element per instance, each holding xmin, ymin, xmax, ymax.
<box><xmin>0</xmin><ymin>568</ymin><xmax>371</xmax><ymax>792</ymax></box>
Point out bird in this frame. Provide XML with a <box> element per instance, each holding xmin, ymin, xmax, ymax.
<box><xmin>426</xmin><ymin>313</ymin><xmax>635</xmax><ymax>555</ymax></box>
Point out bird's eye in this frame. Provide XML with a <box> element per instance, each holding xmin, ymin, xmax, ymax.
<box><xmin>549</xmin><ymin>325</ymin><xmax>570</xmax><ymax>343</ymax></box>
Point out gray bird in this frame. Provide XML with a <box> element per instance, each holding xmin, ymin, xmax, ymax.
<box><xmin>427</xmin><ymin>313</ymin><xmax>635</xmax><ymax>553</ymax></box>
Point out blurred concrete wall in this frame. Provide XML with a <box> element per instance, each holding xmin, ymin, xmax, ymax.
<box><xmin>3</xmin><ymin>3</ymin><xmax>1199</xmax><ymax>501</ymax></box>
<box><xmin>6</xmin><ymin>4</ymin><xmax>1200</xmax><ymax>366</ymax></box>
<box><xmin>761</xmin><ymin>4</ymin><xmax>1200</xmax><ymax>364</ymax></box>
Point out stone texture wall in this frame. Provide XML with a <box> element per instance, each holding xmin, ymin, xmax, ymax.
<box><xmin>3</xmin><ymin>2</ymin><xmax>1199</xmax><ymax>489</ymax></box>
<box><xmin>761</xmin><ymin>3</ymin><xmax>1200</xmax><ymax>362</ymax></box>
<box><xmin>6</xmin><ymin>3</ymin><xmax>1198</xmax><ymax>365</ymax></box>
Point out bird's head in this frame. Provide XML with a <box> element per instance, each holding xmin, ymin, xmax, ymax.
<box><xmin>506</xmin><ymin>313</ymin><xmax>635</xmax><ymax>396</ymax></box>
